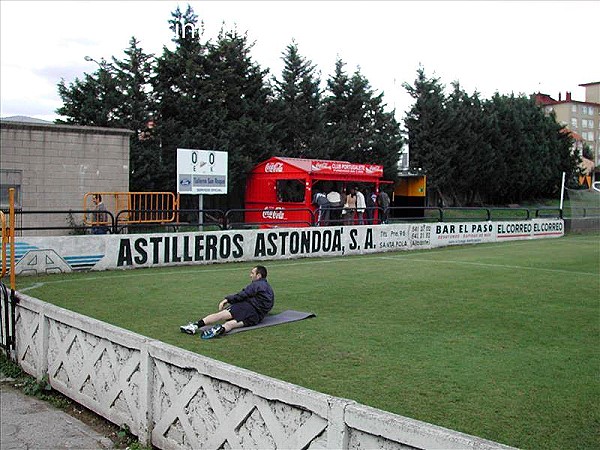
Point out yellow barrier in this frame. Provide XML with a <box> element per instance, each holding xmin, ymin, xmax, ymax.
<box><xmin>83</xmin><ymin>192</ymin><xmax>180</xmax><ymax>226</ymax></box>
<box><xmin>1</xmin><ymin>188</ymin><xmax>16</xmax><ymax>289</ymax></box>
<box><xmin>0</xmin><ymin>211</ymin><xmax>6</xmax><ymax>279</ymax></box>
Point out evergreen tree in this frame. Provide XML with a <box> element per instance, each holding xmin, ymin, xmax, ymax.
<box><xmin>153</xmin><ymin>6</ymin><xmax>274</xmax><ymax>207</ymax></box>
<box><xmin>205</xmin><ymin>28</ymin><xmax>276</xmax><ymax>207</ymax></box>
<box><xmin>404</xmin><ymin>67</ymin><xmax>580</xmax><ymax>205</ymax></box>
<box><xmin>323</xmin><ymin>59</ymin><xmax>402</xmax><ymax>177</ymax></box>
<box><xmin>152</xmin><ymin>5</ymin><xmax>212</xmax><ymax>192</ymax></box>
<box><xmin>322</xmin><ymin>59</ymin><xmax>352</xmax><ymax>161</ymax></box>
<box><xmin>112</xmin><ymin>37</ymin><xmax>156</xmax><ymax>191</ymax></box>
<box><xmin>56</xmin><ymin>58</ymin><xmax>123</xmax><ymax>127</ymax></box>
<box><xmin>445</xmin><ymin>83</ymin><xmax>499</xmax><ymax>205</ymax></box>
<box><xmin>56</xmin><ymin>38</ymin><xmax>157</xmax><ymax>191</ymax></box>
<box><xmin>403</xmin><ymin>67</ymin><xmax>456</xmax><ymax>205</ymax></box>
<box><xmin>272</xmin><ymin>41</ymin><xmax>323</xmax><ymax>158</ymax></box>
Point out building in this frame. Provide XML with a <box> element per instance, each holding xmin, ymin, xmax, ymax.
<box><xmin>534</xmin><ymin>82</ymin><xmax>600</xmax><ymax>179</ymax></box>
<box><xmin>1</xmin><ymin>119</ymin><xmax>132</xmax><ymax>235</ymax></box>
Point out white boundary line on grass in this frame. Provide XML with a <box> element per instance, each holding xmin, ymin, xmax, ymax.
<box><xmin>18</xmin><ymin>238</ymin><xmax>598</xmax><ymax>292</ymax></box>
<box><xmin>18</xmin><ymin>258</ymin><xmax>339</xmax><ymax>292</ymax></box>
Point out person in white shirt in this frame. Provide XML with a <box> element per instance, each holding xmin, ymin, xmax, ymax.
<box><xmin>353</xmin><ymin>186</ymin><xmax>366</xmax><ymax>225</ymax></box>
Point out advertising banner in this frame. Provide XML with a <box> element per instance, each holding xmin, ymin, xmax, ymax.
<box><xmin>7</xmin><ymin>219</ymin><xmax>563</xmax><ymax>276</ymax></box>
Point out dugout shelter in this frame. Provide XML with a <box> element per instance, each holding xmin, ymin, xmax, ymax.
<box><xmin>245</xmin><ymin>157</ymin><xmax>386</xmax><ymax>227</ymax></box>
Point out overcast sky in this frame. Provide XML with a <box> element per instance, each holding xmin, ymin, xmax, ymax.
<box><xmin>1</xmin><ymin>1</ymin><xmax>598</xmax><ymax>123</ymax></box>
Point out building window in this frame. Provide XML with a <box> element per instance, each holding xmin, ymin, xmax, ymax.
<box><xmin>0</xmin><ymin>169</ymin><xmax>23</xmax><ymax>209</ymax></box>
<box><xmin>582</xmin><ymin>131</ymin><xmax>595</xmax><ymax>141</ymax></box>
<box><xmin>571</xmin><ymin>118</ymin><xmax>578</xmax><ymax>129</ymax></box>
<box><xmin>571</xmin><ymin>105</ymin><xmax>577</xmax><ymax>113</ymax></box>
<box><xmin>582</xmin><ymin>119</ymin><xmax>593</xmax><ymax>129</ymax></box>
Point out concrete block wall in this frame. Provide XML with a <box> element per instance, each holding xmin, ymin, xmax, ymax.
<box><xmin>12</xmin><ymin>291</ymin><xmax>515</xmax><ymax>450</ymax></box>
<box><xmin>0</xmin><ymin>121</ymin><xmax>132</xmax><ymax>235</ymax></box>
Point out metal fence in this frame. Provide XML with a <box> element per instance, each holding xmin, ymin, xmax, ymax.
<box><xmin>0</xmin><ymin>205</ymin><xmax>580</xmax><ymax>236</ymax></box>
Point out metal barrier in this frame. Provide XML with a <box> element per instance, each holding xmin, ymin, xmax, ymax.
<box><xmin>5</xmin><ymin>209</ymin><xmax>116</xmax><ymax>234</ymax></box>
<box><xmin>389</xmin><ymin>206</ymin><xmax>443</xmax><ymax>222</ymax></box>
<box><xmin>1</xmin><ymin>189</ymin><xmax>17</xmax><ymax>356</ymax></box>
<box><xmin>83</xmin><ymin>192</ymin><xmax>179</xmax><ymax>226</ymax></box>
<box><xmin>225</xmin><ymin>208</ymin><xmax>316</xmax><ymax>229</ymax></box>
<box><xmin>562</xmin><ymin>207</ymin><xmax>600</xmax><ymax>218</ymax></box>
<box><xmin>536</xmin><ymin>207</ymin><xmax>564</xmax><ymax>219</ymax></box>
<box><xmin>1</xmin><ymin>211</ymin><xmax>7</xmax><ymax>280</ymax></box>
<box><xmin>115</xmin><ymin>208</ymin><xmax>226</xmax><ymax>232</ymax></box>
<box><xmin>0</xmin><ymin>205</ymin><xmax>571</xmax><ymax>235</ymax></box>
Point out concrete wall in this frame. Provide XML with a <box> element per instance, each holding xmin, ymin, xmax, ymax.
<box><xmin>12</xmin><ymin>291</ymin><xmax>515</xmax><ymax>450</ymax></box>
<box><xmin>0</xmin><ymin>120</ymin><xmax>132</xmax><ymax>236</ymax></box>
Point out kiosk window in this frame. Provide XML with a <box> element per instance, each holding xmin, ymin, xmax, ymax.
<box><xmin>277</xmin><ymin>179</ymin><xmax>305</xmax><ymax>202</ymax></box>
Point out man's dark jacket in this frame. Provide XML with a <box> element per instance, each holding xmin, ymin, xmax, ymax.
<box><xmin>225</xmin><ymin>278</ymin><xmax>274</xmax><ymax>317</ymax></box>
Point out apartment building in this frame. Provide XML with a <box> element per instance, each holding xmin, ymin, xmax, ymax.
<box><xmin>534</xmin><ymin>82</ymin><xmax>600</xmax><ymax>171</ymax></box>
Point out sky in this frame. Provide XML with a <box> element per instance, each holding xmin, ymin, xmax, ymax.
<box><xmin>1</xmin><ymin>1</ymin><xmax>599</xmax><ymax>124</ymax></box>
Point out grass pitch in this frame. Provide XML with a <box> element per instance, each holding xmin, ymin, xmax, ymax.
<box><xmin>16</xmin><ymin>232</ymin><xmax>600</xmax><ymax>449</ymax></box>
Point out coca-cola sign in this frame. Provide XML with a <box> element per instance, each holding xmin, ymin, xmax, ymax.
<box><xmin>262</xmin><ymin>207</ymin><xmax>285</xmax><ymax>220</ymax></box>
<box><xmin>265</xmin><ymin>162</ymin><xmax>284</xmax><ymax>173</ymax></box>
<box><xmin>311</xmin><ymin>161</ymin><xmax>332</xmax><ymax>171</ymax></box>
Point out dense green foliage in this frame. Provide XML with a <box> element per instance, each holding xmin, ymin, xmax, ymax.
<box><xmin>404</xmin><ymin>68</ymin><xmax>580</xmax><ymax>205</ymax></box>
<box><xmin>57</xmin><ymin>6</ymin><xmax>579</xmax><ymax>208</ymax></box>
<box><xmin>18</xmin><ymin>233</ymin><xmax>600</xmax><ymax>450</ymax></box>
<box><xmin>56</xmin><ymin>5</ymin><xmax>402</xmax><ymax>208</ymax></box>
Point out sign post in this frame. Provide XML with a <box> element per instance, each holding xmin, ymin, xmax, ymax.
<box><xmin>177</xmin><ymin>149</ymin><xmax>228</xmax><ymax>226</ymax></box>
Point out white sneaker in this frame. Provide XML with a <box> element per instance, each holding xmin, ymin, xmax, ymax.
<box><xmin>180</xmin><ymin>323</ymin><xmax>198</xmax><ymax>335</ymax></box>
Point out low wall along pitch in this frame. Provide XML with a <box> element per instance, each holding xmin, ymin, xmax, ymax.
<box><xmin>12</xmin><ymin>292</ymin><xmax>515</xmax><ymax>450</ymax></box>
<box><xmin>7</xmin><ymin>219</ymin><xmax>563</xmax><ymax>275</ymax></box>
<box><xmin>3</xmin><ymin>220</ymin><xmax>559</xmax><ymax>448</ymax></box>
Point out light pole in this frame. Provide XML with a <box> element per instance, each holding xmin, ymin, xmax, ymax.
<box><xmin>84</xmin><ymin>55</ymin><xmax>109</xmax><ymax>71</ymax></box>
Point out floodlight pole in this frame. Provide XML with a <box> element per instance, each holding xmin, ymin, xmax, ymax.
<box><xmin>559</xmin><ymin>172</ymin><xmax>566</xmax><ymax>212</ymax></box>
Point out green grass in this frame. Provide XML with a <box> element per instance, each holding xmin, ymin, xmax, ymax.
<box><xmin>15</xmin><ymin>233</ymin><xmax>600</xmax><ymax>449</ymax></box>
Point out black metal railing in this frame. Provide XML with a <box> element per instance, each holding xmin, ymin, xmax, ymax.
<box><xmin>0</xmin><ymin>205</ymin><xmax>576</xmax><ymax>235</ymax></box>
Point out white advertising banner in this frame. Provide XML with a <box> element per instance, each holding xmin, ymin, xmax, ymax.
<box><xmin>8</xmin><ymin>219</ymin><xmax>563</xmax><ymax>276</ymax></box>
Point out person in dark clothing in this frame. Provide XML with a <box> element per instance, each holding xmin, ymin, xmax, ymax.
<box><xmin>313</xmin><ymin>189</ymin><xmax>330</xmax><ymax>226</ymax></box>
<box><xmin>365</xmin><ymin>188</ymin><xmax>377</xmax><ymax>224</ymax></box>
<box><xmin>377</xmin><ymin>190</ymin><xmax>391</xmax><ymax>224</ymax></box>
<box><xmin>91</xmin><ymin>194</ymin><xmax>109</xmax><ymax>234</ymax></box>
<box><xmin>180</xmin><ymin>265</ymin><xmax>275</xmax><ymax>339</ymax></box>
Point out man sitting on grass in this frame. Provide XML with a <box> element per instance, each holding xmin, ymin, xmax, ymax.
<box><xmin>180</xmin><ymin>265</ymin><xmax>274</xmax><ymax>339</ymax></box>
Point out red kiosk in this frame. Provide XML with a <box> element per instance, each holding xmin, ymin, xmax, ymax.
<box><xmin>245</xmin><ymin>157</ymin><xmax>386</xmax><ymax>227</ymax></box>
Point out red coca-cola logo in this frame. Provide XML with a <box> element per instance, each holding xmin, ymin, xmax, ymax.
<box><xmin>262</xmin><ymin>207</ymin><xmax>285</xmax><ymax>220</ymax></box>
<box><xmin>265</xmin><ymin>162</ymin><xmax>284</xmax><ymax>173</ymax></box>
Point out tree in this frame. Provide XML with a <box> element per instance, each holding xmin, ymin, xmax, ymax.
<box><xmin>204</xmin><ymin>28</ymin><xmax>276</xmax><ymax>207</ymax></box>
<box><xmin>404</xmin><ymin>67</ymin><xmax>580</xmax><ymax>205</ymax></box>
<box><xmin>112</xmin><ymin>37</ymin><xmax>156</xmax><ymax>191</ymax></box>
<box><xmin>56</xmin><ymin>58</ymin><xmax>123</xmax><ymax>127</ymax></box>
<box><xmin>56</xmin><ymin>37</ymin><xmax>157</xmax><ymax>191</ymax></box>
<box><xmin>151</xmin><ymin>5</ymin><xmax>211</xmax><ymax>193</ymax></box>
<box><xmin>272</xmin><ymin>41</ymin><xmax>324</xmax><ymax>158</ymax></box>
<box><xmin>153</xmin><ymin>6</ymin><xmax>275</xmax><ymax>207</ymax></box>
<box><xmin>322</xmin><ymin>59</ymin><xmax>402</xmax><ymax>178</ymax></box>
<box><xmin>403</xmin><ymin>67</ymin><xmax>456</xmax><ymax>205</ymax></box>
